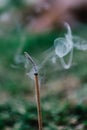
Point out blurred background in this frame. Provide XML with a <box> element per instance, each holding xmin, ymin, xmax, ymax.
<box><xmin>0</xmin><ymin>0</ymin><xmax>87</xmax><ymax>130</ymax></box>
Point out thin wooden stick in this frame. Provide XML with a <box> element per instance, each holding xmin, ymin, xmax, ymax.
<box><xmin>24</xmin><ymin>52</ymin><xmax>42</xmax><ymax>130</ymax></box>
<box><xmin>34</xmin><ymin>73</ymin><xmax>42</xmax><ymax>130</ymax></box>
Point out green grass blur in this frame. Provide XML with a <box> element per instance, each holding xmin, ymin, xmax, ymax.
<box><xmin>0</xmin><ymin>25</ymin><xmax>87</xmax><ymax>129</ymax></box>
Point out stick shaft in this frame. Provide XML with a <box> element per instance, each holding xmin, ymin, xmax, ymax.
<box><xmin>34</xmin><ymin>74</ymin><xmax>42</xmax><ymax>130</ymax></box>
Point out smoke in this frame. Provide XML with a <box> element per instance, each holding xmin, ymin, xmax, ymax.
<box><xmin>54</xmin><ymin>22</ymin><xmax>87</xmax><ymax>69</ymax></box>
<box><xmin>74</xmin><ymin>36</ymin><xmax>87</xmax><ymax>51</ymax></box>
<box><xmin>11</xmin><ymin>25</ymin><xmax>26</xmax><ymax>69</ymax></box>
<box><xmin>25</xmin><ymin>64</ymin><xmax>35</xmax><ymax>80</ymax></box>
<box><xmin>54</xmin><ymin>22</ymin><xmax>73</xmax><ymax>69</ymax></box>
<box><xmin>14</xmin><ymin>35</ymin><xmax>26</xmax><ymax>64</ymax></box>
<box><xmin>24</xmin><ymin>49</ymin><xmax>53</xmax><ymax>80</ymax></box>
<box><xmin>24</xmin><ymin>23</ymin><xmax>87</xmax><ymax>81</ymax></box>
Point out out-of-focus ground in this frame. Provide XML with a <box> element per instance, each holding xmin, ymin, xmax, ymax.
<box><xmin>0</xmin><ymin>0</ymin><xmax>87</xmax><ymax>130</ymax></box>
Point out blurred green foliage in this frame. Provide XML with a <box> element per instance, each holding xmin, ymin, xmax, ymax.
<box><xmin>0</xmin><ymin>24</ymin><xmax>87</xmax><ymax>130</ymax></box>
<box><xmin>0</xmin><ymin>0</ymin><xmax>87</xmax><ymax>130</ymax></box>
<box><xmin>0</xmin><ymin>99</ymin><xmax>87</xmax><ymax>130</ymax></box>
<box><xmin>0</xmin><ymin>25</ymin><xmax>87</xmax><ymax>95</ymax></box>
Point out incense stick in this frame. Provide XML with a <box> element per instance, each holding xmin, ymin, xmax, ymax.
<box><xmin>24</xmin><ymin>52</ymin><xmax>43</xmax><ymax>130</ymax></box>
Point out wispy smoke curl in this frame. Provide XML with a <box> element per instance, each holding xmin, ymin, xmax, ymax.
<box><xmin>25</xmin><ymin>23</ymin><xmax>87</xmax><ymax>80</ymax></box>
